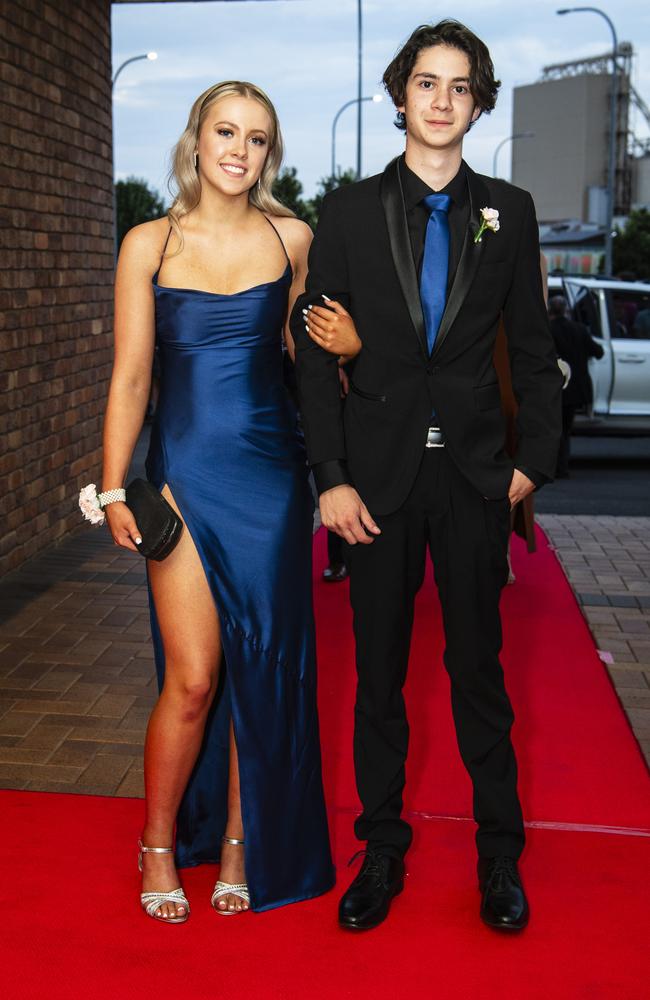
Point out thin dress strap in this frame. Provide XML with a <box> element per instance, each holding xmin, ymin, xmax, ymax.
<box><xmin>153</xmin><ymin>227</ymin><xmax>173</xmax><ymax>284</ymax></box>
<box><xmin>262</xmin><ymin>215</ymin><xmax>293</xmax><ymax>277</ymax></box>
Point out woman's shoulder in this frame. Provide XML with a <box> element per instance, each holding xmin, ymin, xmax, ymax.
<box><xmin>266</xmin><ymin>215</ymin><xmax>312</xmax><ymax>267</ymax></box>
<box><xmin>266</xmin><ymin>214</ymin><xmax>312</xmax><ymax>247</ymax></box>
<box><xmin>120</xmin><ymin>216</ymin><xmax>171</xmax><ymax>267</ymax></box>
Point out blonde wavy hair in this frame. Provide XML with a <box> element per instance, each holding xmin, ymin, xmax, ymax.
<box><xmin>167</xmin><ymin>81</ymin><xmax>294</xmax><ymax>251</ymax></box>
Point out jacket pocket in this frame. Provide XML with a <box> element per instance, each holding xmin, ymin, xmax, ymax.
<box><xmin>474</xmin><ymin>382</ymin><xmax>502</xmax><ymax>411</ymax></box>
<box><xmin>349</xmin><ymin>379</ymin><xmax>387</xmax><ymax>403</ymax></box>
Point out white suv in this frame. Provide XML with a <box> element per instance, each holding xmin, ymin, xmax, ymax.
<box><xmin>547</xmin><ymin>276</ymin><xmax>650</xmax><ymax>422</ymax></box>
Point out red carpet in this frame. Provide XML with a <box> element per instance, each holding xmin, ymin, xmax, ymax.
<box><xmin>2</xmin><ymin>528</ymin><xmax>649</xmax><ymax>999</ymax></box>
<box><xmin>316</xmin><ymin>527</ymin><xmax>650</xmax><ymax>834</ymax></box>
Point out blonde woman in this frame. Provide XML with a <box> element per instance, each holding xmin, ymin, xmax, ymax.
<box><xmin>103</xmin><ymin>82</ymin><xmax>335</xmax><ymax>921</ymax></box>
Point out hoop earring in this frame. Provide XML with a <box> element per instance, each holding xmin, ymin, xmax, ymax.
<box><xmin>193</xmin><ymin>152</ymin><xmax>198</xmax><ymax>168</ymax></box>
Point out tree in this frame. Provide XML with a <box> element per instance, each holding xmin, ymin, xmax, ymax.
<box><xmin>272</xmin><ymin>166</ymin><xmax>313</xmax><ymax>226</ymax></box>
<box><xmin>613</xmin><ymin>208</ymin><xmax>650</xmax><ymax>281</ymax></box>
<box><xmin>115</xmin><ymin>176</ymin><xmax>166</xmax><ymax>248</ymax></box>
<box><xmin>273</xmin><ymin>166</ymin><xmax>358</xmax><ymax>230</ymax></box>
<box><xmin>307</xmin><ymin>169</ymin><xmax>357</xmax><ymax>227</ymax></box>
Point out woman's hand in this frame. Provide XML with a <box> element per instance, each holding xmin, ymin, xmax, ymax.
<box><xmin>303</xmin><ymin>297</ymin><xmax>362</xmax><ymax>362</ymax></box>
<box><xmin>104</xmin><ymin>502</ymin><xmax>142</xmax><ymax>553</ymax></box>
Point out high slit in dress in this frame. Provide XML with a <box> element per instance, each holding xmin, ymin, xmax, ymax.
<box><xmin>145</xmin><ymin>222</ymin><xmax>335</xmax><ymax>911</ymax></box>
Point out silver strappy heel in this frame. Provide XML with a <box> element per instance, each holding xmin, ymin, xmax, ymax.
<box><xmin>211</xmin><ymin>836</ymin><xmax>250</xmax><ymax>914</ymax></box>
<box><xmin>138</xmin><ymin>839</ymin><xmax>190</xmax><ymax>923</ymax></box>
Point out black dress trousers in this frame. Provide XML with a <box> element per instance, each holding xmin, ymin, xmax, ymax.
<box><xmin>345</xmin><ymin>446</ymin><xmax>525</xmax><ymax>860</ymax></box>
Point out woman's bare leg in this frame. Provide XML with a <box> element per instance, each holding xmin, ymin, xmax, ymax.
<box><xmin>141</xmin><ymin>485</ymin><xmax>221</xmax><ymax>919</ymax></box>
<box><xmin>214</xmin><ymin>723</ymin><xmax>249</xmax><ymax>912</ymax></box>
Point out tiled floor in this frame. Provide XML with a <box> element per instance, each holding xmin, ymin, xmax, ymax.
<box><xmin>538</xmin><ymin>514</ymin><xmax>650</xmax><ymax>765</ymax></box>
<box><xmin>0</xmin><ymin>531</ymin><xmax>153</xmax><ymax>796</ymax></box>
<box><xmin>1</xmin><ymin>515</ymin><xmax>648</xmax><ymax>797</ymax></box>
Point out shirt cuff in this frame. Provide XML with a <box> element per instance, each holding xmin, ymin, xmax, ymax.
<box><xmin>515</xmin><ymin>465</ymin><xmax>549</xmax><ymax>491</ymax></box>
<box><xmin>312</xmin><ymin>460</ymin><xmax>350</xmax><ymax>495</ymax></box>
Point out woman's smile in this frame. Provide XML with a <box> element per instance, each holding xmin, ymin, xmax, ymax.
<box><xmin>220</xmin><ymin>162</ymin><xmax>248</xmax><ymax>177</ymax></box>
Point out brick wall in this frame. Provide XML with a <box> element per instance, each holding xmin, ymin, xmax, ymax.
<box><xmin>0</xmin><ymin>0</ymin><xmax>114</xmax><ymax>575</ymax></box>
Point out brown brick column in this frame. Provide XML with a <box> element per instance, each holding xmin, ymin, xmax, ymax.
<box><xmin>0</xmin><ymin>0</ymin><xmax>114</xmax><ymax>575</ymax></box>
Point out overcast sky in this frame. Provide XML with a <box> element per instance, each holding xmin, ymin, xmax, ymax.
<box><xmin>112</xmin><ymin>0</ymin><xmax>650</xmax><ymax>202</ymax></box>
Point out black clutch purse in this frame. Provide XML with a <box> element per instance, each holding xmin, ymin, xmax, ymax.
<box><xmin>125</xmin><ymin>478</ymin><xmax>183</xmax><ymax>561</ymax></box>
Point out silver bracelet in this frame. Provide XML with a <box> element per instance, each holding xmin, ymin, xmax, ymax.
<box><xmin>97</xmin><ymin>488</ymin><xmax>126</xmax><ymax>509</ymax></box>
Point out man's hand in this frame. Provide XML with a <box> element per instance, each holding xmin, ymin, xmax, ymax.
<box><xmin>319</xmin><ymin>485</ymin><xmax>381</xmax><ymax>545</ymax></box>
<box><xmin>508</xmin><ymin>469</ymin><xmax>535</xmax><ymax>509</ymax></box>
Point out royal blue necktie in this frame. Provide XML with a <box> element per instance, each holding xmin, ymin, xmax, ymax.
<box><xmin>420</xmin><ymin>193</ymin><xmax>451</xmax><ymax>355</ymax></box>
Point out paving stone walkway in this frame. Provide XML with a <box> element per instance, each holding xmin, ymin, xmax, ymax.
<box><xmin>0</xmin><ymin>531</ymin><xmax>152</xmax><ymax>796</ymax></box>
<box><xmin>538</xmin><ymin>514</ymin><xmax>650</xmax><ymax>765</ymax></box>
<box><xmin>0</xmin><ymin>514</ymin><xmax>648</xmax><ymax>798</ymax></box>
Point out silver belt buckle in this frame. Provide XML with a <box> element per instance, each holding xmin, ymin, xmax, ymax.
<box><xmin>425</xmin><ymin>426</ymin><xmax>445</xmax><ymax>448</ymax></box>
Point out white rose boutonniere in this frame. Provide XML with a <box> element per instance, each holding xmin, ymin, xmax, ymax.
<box><xmin>474</xmin><ymin>207</ymin><xmax>500</xmax><ymax>244</ymax></box>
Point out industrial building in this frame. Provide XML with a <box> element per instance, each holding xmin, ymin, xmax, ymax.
<box><xmin>511</xmin><ymin>45</ymin><xmax>650</xmax><ymax>274</ymax></box>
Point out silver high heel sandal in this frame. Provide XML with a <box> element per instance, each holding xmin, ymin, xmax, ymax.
<box><xmin>138</xmin><ymin>839</ymin><xmax>190</xmax><ymax>923</ymax></box>
<box><xmin>211</xmin><ymin>836</ymin><xmax>250</xmax><ymax>915</ymax></box>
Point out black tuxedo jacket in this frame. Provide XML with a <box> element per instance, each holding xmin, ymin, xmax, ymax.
<box><xmin>291</xmin><ymin>157</ymin><xmax>562</xmax><ymax>516</ymax></box>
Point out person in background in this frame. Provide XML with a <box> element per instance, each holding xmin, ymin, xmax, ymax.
<box><xmin>324</xmin><ymin>529</ymin><xmax>348</xmax><ymax>582</ymax></box>
<box><xmin>548</xmin><ymin>294</ymin><xmax>604</xmax><ymax>477</ymax></box>
<box><xmin>493</xmin><ymin>253</ymin><xmax>550</xmax><ymax>582</ymax></box>
<box><xmin>324</xmin><ymin>362</ymin><xmax>351</xmax><ymax>582</ymax></box>
<box><xmin>284</xmin><ymin>342</ymin><xmax>350</xmax><ymax>583</ymax></box>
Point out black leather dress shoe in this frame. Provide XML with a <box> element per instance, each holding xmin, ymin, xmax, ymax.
<box><xmin>478</xmin><ymin>856</ymin><xmax>529</xmax><ymax>931</ymax></box>
<box><xmin>339</xmin><ymin>850</ymin><xmax>404</xmax><ymax>931</ymax></box>
<box><xmin>323</xmin><ymin>562</ymin><xmax>348</xmax><ymax>583</ymax></box>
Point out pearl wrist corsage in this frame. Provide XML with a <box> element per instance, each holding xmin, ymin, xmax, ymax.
<box><xmin>78</xmin><ymin>484</ymin><xmax>126</xmax><ymax>525</ymax></box>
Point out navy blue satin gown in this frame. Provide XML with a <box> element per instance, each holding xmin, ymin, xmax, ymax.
<box><xmin>145</xmin><ymin>228</ymin><xmax>335</xmax><ymax>911</ymax></box>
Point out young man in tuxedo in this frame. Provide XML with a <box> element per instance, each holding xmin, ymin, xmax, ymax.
<box><xmin>291</xmin><ymin>20</ymin><xmax>562</xmax><ymax>932</ymax></box>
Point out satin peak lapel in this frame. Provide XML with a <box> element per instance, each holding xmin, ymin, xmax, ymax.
<box><xmin>380</xmin><ymin>157</ymin><xmax>428</xmax><ymax>360</ymax></box>
<box><xmin>431</xmin><ymin>164</ymin><xmax>490</xmax><ymax>358</ymax></box>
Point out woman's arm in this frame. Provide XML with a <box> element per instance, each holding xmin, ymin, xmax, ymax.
<box><xmin>275</xmin><ymin>216</ymin><xmax>362</xmax><ymax>365</ymax></box>
<box><xmin>303</xmin><ymin>298</ymin><xmax>362</xmax><ymax>363</ymax></box>
<box><xmin>277</xmin><ymin>218</ymin><xmax>313</xmax><ymax>362</ymax></box>
<box><xmin>102</xmin><ymin>222</ymin><xmax>161</xmax><ymax>551</ymax></box>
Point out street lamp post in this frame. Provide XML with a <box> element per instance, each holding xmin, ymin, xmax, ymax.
<box><xmin>356</xmin><ymin>0</ymin><xmax>363</xmax><ymax>179</ymax></box>
<box><xmin>112</xmin><ymin>51</ymin><xmax>158</xmax><ymax>91</ymax></box>
<box><xmin>331</xmin><ymin>95</ymin><xmax>382</xmax><ymax>179</ymax></box>
<box><xmin>492</xmin><ymin>131</ymin><xmax>535</xmax><ymax>179</ymax></box>
<box><xmin>111</xmin><ymin>52</ymin><xmax>158</xmax><ymax>260</ymax></box>
<box><xmin>557</xmin><ymin>7</ymin><xmax>618</xmax><ymax>275</ymax></box>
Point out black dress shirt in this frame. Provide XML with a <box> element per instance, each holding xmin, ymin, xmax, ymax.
<box><xmin>313</xmin><ymin>155</ymin><xmax>545</xmax><ymax>494</ymax></box>
<box><xmin>401</xmin><ymin>155</ymin><xmax>469</xmax><ymax>293</ymax></box>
